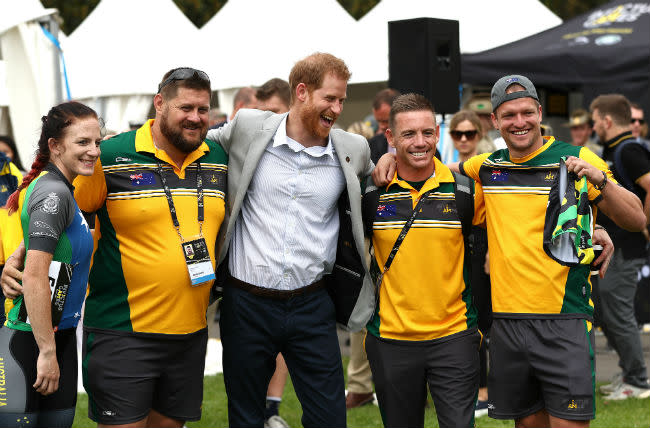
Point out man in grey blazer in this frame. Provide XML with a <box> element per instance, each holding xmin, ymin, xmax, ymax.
<box><xmin>207</xmin><ymin>53</ymin><xmax>375</xmax><ymax>428</ymax></box>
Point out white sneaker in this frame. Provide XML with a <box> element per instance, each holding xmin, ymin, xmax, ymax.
<box><xmin>264</xmin><ymin>415</ymin><xmax>290</xmax><ymax>428</ymax></box>
<box><xmin>599</xmin><ymin>372</ymin><xmax>623</xmax><ymax>394</ymax></box>
<box><xmin>603</xmin><ymin>382</ymin><xmax>650</xmax><ymax>400</ymax></box>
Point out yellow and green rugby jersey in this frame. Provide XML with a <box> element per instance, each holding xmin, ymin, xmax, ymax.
<box><xmin>460</xmin><ymin>136</ymin><xmax>613</xmax><ymax>319</ymax></box>
<box><xmin>74</xmin><ymin>120</ymin><xmax>227</xmax><ymax>335</ymax></box>
<box><xmin>367</xmin><ymin>158</ymin><xmax>482</xmax><ymax>342</ymax></box>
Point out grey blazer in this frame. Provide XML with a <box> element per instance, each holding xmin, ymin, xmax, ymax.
<box><xmin>206</xmin><ymin>109</ymin><xmax>376</xmax><ymax>330</ymax></box>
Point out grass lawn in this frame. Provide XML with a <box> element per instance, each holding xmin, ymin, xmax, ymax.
<box><xmin>72</xmin><ymin>358</ymin><xmax>650</xmax><ymax>428</ymax></box>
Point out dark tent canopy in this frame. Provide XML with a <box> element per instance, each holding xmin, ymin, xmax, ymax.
<box><xmin>461</xmin><ymin>1</ymin><xmax>650</xmax><ymax>114</ymax></box>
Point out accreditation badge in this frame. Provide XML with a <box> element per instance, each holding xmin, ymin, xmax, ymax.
<box><xmin>182</xmin><ymin>237</ymin><xmax>215</xmax><ymax>286</ymax></box>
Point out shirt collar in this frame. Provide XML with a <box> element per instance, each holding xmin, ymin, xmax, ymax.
<box><xmin>387</xmin><ymin>157</ymin><xmax>453</xmax><ymax>194</ymax></box>
<box><xmin>603</xmin><ymin>131</ymin><xmax>634</xmax><ymax>149</ymax></box>
<box><xmin>272</xmin><ymin>115</ymin><xmax>335</xmax><ymax>159</ymax></box>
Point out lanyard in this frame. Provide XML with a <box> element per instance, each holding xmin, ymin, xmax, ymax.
<box><xmin>155</xmin><ymin>160</ymin><xmax>204</xmax><ymax>241</ymax></box>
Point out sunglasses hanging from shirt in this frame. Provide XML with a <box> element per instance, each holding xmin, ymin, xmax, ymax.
<box><xmin>156</xmin><ymin>160</ymin><xmax>215</xmax><ymax>286</ymax></box>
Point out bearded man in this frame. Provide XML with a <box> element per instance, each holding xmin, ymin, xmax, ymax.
<box><xmin>1</xmin><ymin>68</ymin><xmax>228</xmax><ymax>428</ymax></box>
<box><xmin>207</xmin><ymin>52</ymin><xmax>375</xmax><ymax>428</ymax></box>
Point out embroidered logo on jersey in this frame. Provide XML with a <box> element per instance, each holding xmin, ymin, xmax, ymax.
<box><xmin>0</xmin><ymin>185</ymin><xmax>7</xmax><ymax>193</ymax></box>
<box><xmin>115</xmin><ymin>157</ymin><xmax>132</xmax><ymax>163</ymax></box>
<box><xmin>544</xmin><ymin>171</ymin><xmax>556</xmax><ymax>181</ymax></box>
<box><xmin>42</xmin><ymin>192</ymin><xmax>60</xmax><ymax>214</ymax></box>
<box><xmin>442</xmin><ymin>204</ymin><xmax>456</xmax><ymax>214</ymax></box>
<box><xmin>491</xmin><ymin>170</ymin><xmax>509</xmax><ymax>181</ymax></box>
<box><xmin>377</xmin><ymin>204</ymin><xmax>396</xmax><ymax>217</ymax></box>
<box><xmin>130</xmin><ymin>172</ymin><xmax>155</xmax><ymax>186</ymax></box>
<box><xmin>210</xmin><ymin>174</ymin><xmax>219</xmax><ymax>184</ymax></box>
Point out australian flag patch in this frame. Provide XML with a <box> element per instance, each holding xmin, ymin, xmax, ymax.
<box><xmin>491</xmin><ymin>169</ymin><xmax>509</xmax><ymax>181</ymax></box>
<box><xmin>130</xmin><ymin>172</ymin><xmax>156</xmax><ymax>186</ymax></box>
<box><xmin>377</xmin><ymin>204</ymin><xmax>397</xmax><ymax>218</ymax></box>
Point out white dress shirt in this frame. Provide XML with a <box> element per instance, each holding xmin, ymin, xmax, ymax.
<box><xmin>229</xmin><ymin>117</ymin><xmax>346</xmax><ymax>290</ymax></box>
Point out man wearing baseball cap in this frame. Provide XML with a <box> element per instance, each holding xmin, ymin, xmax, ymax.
<box><xmin>457</xmin><ymin>75</ymin><xmax>645</xmax><ymax>427</ymax></box>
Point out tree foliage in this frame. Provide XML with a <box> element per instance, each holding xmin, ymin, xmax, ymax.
<box><xmin>42</xmin><ymin>0</ymin><xmax>616</xmax><ymax>36</ymax></box>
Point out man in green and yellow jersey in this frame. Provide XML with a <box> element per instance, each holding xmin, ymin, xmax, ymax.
<box><xmin>458</xmin><ymin>76</ymin><xmax>645</xmax><ymax>428</ymax></box>
<box><xmin>364</xmin><ymin>93</ymin><xmax>483</xmax><ymax>428</ymax></box>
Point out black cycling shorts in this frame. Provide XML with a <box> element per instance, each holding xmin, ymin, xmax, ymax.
<box><xmin>0</xmin><ymin>326</ymin><xmax>77</xmax><ymax>426</ymax></box>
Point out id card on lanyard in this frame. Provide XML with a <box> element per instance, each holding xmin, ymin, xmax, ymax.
<box><xmin>156</xmin><ymin>160</ymin><xmax>216</xmax><ymax>286</ymax></box>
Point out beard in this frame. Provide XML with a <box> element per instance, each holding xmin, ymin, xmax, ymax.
<box><xmin>159</xmin><ymin>110</ymin><xmax>207</xmax><ymax>154</ymax></box>
<box><xmin>299</xmin><ymin>101</ymin><xmax>336</xmax><ymax>140</ymax></box>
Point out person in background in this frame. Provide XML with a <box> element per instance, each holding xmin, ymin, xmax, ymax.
<box><xmin>630</xmin><ymin>103</ymin><xmax>648</xmax><ymax>144</ymax></box>
<box><xmin>449</xmin><ymin>110</ymin><xmax>483</xmax><ymax>160</ymax></box>
<box><xmin>591</xmin><ymin>94</ymin><xmax>650</xmax><ymax>400</ymax></box>
<box><xmin>209</xmin><ymin>109</ymin><xmax>228</xmax><ymax>128</ymax></box>
<box><xmin>565</xmin><ymin>109</ymin><xmax>600</xmax><ymax>155</ymax></box>
<box><xmin>0</xmin><ymin>135</ymin><xmax>26</xmax><ymax>172</ymax></box>
<box><xmin>0</xmin><ymin>149</ymin><xmax>23</xmax><ymax>325</ymax></box>
<box><xmin>0</xmin><ymin>101</ymin><xmax>101</xmax><ymax>428</ymax></box>
<box><xmin>368</xmin><ymin>88</ymin><xmax>401</xmax><ymax>164</ymax></box>
<box><xmin>210</xmin><ymin>86</ymin><xmax>258</xmax><ymax>130</ymax></box>
<box><xmin>345</xmin><ymin>118</ymin><xmax>376</xmax><ymax>411</ymax></box>
<box><xmin>256</xmin><ymin>78</ymin><xmax>291</xmax><ymax>115</ymax></box>
<box><xmin>466</xmin><ymin>94</ymin><xmax>498</xmax><ymax>153</ymax></box>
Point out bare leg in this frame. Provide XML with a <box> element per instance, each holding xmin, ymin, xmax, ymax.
<box><xmin>515</xmin><ymin>409</ymin><xmax>550</xmax><ymax>428</ymax></box>
<box><xmin>267</xmin><ymin>353</ymin><xmax>289</xmax><ymax>398</ymax></box>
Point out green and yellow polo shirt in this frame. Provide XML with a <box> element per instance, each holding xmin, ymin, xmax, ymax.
<box><xmin>367</xmin><ymin>158</ymin><xmax>481</xmax><ymax>342</ymax></box>
<box><xmin>74</xmin><ymin>120</ymin><xmax>227</xmax><ymax>335</ymax></box>
<box><xmin>460</xmin><ymin>136</ymin><xmax>612</xmax><ymax>319</ymax></box>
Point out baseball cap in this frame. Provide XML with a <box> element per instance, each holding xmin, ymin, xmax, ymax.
<box><xmin>491</xmin><ymin>75</ymin><xmax>539</xmax><ymax>112</ymax></box>
<box><xmin>564</xmin><ymin>109</ymin><xmax>590</xmax><ymax>127</ymax></box>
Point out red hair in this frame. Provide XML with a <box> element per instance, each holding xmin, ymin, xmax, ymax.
<box><xmin>6</xmin><ymin>101</ymin><xmax>98</xmax><ymax>214</ymax></box>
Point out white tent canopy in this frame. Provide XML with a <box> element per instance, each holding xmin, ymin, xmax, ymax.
<box><xmin>61</xmin><ymin>0</ymin><xmax>200</xmax><ymax>132</ymax></box>
<box><xmin>63</xmin><ymin>0</ymin><xmax>199</xmax><ymax>99</ymax></box>
<box><xmin>0</xmin><ymin>0</ymin><xmax>61</xmax><ymax>164</ymax></box>
<box><xmin>198</xmin><ymin>0</ymin><xmax>359</xmax><ymax>90</ymax></box>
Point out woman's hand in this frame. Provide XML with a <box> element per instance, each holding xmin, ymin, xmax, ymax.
<box><xmin>34</xmin><ymin>349</ymin><xmax>60</xmax><ymax>395</ymax></box>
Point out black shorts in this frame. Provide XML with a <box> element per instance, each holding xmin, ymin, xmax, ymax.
<box><xmin>82</xmin><ymin>327</ymin><xmax>208</xmax><ymax>425</ymax></box>
<box><xmin>488</xmin><ymin>318</ymin><xmax>595</xmax><ymax>421</ymax></box>
<box><xmin>0</xmin><ymin>327</ymin><xmax>77</xmax><ymax>419</ymax></box>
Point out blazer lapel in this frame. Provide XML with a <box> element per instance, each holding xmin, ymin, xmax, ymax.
<box><xmin>332</xmin><ymin>134</ymin><xmax>367</xmax><ymax>268</ymax></box>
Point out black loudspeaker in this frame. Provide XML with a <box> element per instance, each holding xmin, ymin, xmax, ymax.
<box><xmin>388</xmin><ymin>18</ymin><xmax>461</xmax><ymax>115</ymax></box>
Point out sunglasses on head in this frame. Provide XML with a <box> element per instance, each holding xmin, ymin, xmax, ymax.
<box><xmin>158</xmin><ymin>67</ymin><xmax>210</xmax><ymax>92</ymax></box>
<box><xmin>450</xmin><ymin>130</ymin><xmax>478</xmax><ymax>140</ymax></box>
<box><xmin>631</xmin><ymin>118</ymin><xmax>646</xmax><ymax>125</ymax></box>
